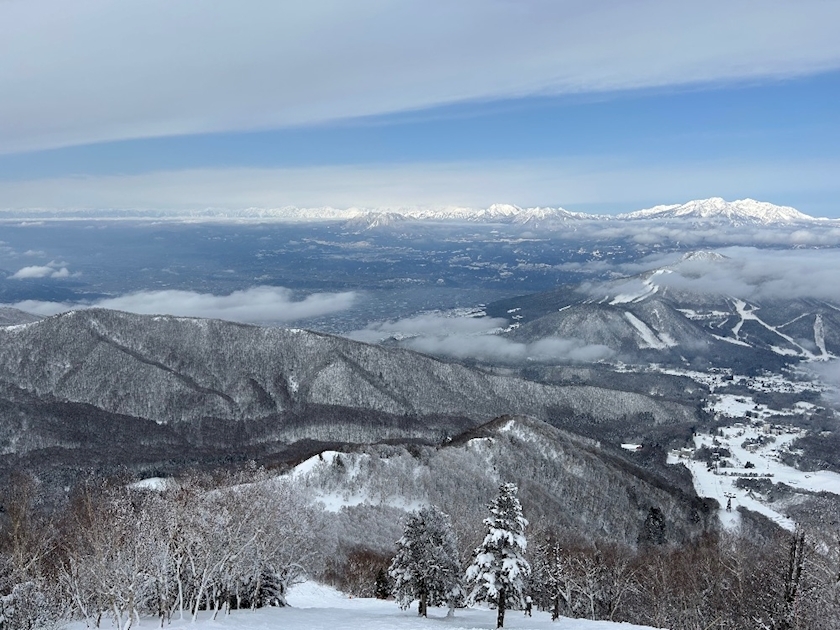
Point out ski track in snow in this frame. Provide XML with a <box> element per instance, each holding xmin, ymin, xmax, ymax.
<box><xmin>609</xmin><ymin>270</ymin><xmax>669</xmax><ymax>305</ymax></box>
<box><xmin>624</xmin><ymin>312</ymin><xmax>669</xmax><ymax>350</ymax></box>
<box><xmin>65</xmin><ymin>581</ymin><xmax>661</xmax><ymax>630</ymax></box>
<box><xmin>731</xmin><ymin>299</ymin><xmax>815</xmax><ymax>358</ymax></box>
<box><xmin>815</xmin><ymin>314</ymin><xmax>829</xmax><ymax>358</ymax></box>
<box><xmin>711</xmin><ymin>334</ymin><xmax>751</xmax><ymax>347</ymax></box>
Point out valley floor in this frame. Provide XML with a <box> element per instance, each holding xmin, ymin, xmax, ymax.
<box><xmin>67</xmin><ymin>582</ymin><xmax>660</xmax><ymax>630</ymax></box>
<box><xmin>669</xmin><ymin>420</ymin><xmax>840</xmax><ymax>530</ymax></box>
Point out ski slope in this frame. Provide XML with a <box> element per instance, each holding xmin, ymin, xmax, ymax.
<box><xmin>669</xmin><ymin>422</ymin><xmax>840</xmax><ymax>531</ymax></box>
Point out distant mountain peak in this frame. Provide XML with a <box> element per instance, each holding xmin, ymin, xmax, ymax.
<box><xmin>343</xmin><ymin>211</ymin><xmax>407</xmax><ymax>231</ymax></box>
<box><xmin>680</xmin><ymin>250</ymin><xmax>730</xmax><ymax>263</ymax></box>
<box><xmin>618</xmin><ymin>198</ymin><xmax>815</xmax><ymax>224</ymax></box>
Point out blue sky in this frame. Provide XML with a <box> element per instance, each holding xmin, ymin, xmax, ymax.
<box><xmin>1</xmin><ymin>1</ymin><xmax>839</xmax><ymax>216</ymax></box>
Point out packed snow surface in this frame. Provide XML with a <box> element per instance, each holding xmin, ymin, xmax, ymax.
<box><xmin>68</xmin><ymin>581</ymin><xmax>661</xmax><ymax>630</ymax></box>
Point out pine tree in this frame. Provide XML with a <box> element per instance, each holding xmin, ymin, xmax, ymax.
<box><xmin>466</xmin><ymin>483</ymin><xmax>530</xmax><ymax>628</ymax></box>
<box><xmin>374</xmin><ymin>568</ymin><xmax>390</xmax><ymax>600</ymax></box>
<box><xmin>639</xmin><ymin>507</ymin><xmax>666</xmax><ymax>546</ymax></box>
<box><xmin>388</xmin><ymin>506</ymin><xmax>462</xmax><ymax>617</ymax></box>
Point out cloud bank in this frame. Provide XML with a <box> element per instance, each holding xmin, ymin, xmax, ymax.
<box><xmin>654</xmin><ymin>248</ymin><xmax>840</xmax><ymax>303</ymax></box>
<box><xmin>2</xmin><ymin>0</ymin><xmax>839</xmax><ymax>153</ymax></box>
<box><xmin>349</xmin><ymin>312</ymin><xmax>613</xmax><ymax>363</ymax></box>
<box><xmin>581</xmin><ymin>247</ymin><xmax>840</xmax><ymax>303</ymax></box>
<box><xmin>9</xmin><ymin>286</ymin><xmax>356</xmax><ymax>324</ymax></box>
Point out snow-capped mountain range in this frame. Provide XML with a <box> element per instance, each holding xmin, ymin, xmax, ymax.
<box><xmin>617</xmin><ymin>197</ymin><xmax>817</xmax><ymax>224</ymax></box>
<box><xmin>226</xmin><ymin>198</ymin><xmax>822</xmax><ymax>225</ymax></box>
<box><xmin>6</xmin><ymin>198</ymin><xmax>827</xmax><ymax>226</ymax></box>
<box><xmin>216</xmin><ymin>203</ymin><xmax>590</xmax><ymax>225</ymax></box>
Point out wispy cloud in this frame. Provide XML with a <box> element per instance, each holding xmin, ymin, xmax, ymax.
<box><xmin>2</xmin><ymin>1</ymin><xmax>839</xmax><ymax>153</ymax></box>
<box><xmin>405</xmin><ymin>335</ymin><xmax>615</xmax><ymax>364</ymax></box>
<box><xmin>8</xmin><ymin>286</ymin><xmax>356</xmax><ymax>324</ymax></box>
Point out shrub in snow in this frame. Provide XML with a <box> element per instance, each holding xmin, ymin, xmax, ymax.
<box><xmin>389</xmin><ymin>506</ymin><xmax>462</xmax><ymax>616</ymax></box>
<box><xmin>0</xmin><ymin>581</ymin><xmax>62</xmax><ymax>630</ymax></box>
<box><xmin>466</xmin><ymin>483</ymin><xmax>529</xmax><ymax>628</ymax></box>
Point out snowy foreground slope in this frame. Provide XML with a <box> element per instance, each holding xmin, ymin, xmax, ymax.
<box><xmin>66</xmin><ymin>582</ymin><xmax>658</xmax><ymax>630</ymax></box>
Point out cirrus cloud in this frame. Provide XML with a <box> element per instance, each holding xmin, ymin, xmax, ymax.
<box><xmin>2</xmin><ymin>0</ymin><xmax>839</xmax><ymax>154</ymax></box>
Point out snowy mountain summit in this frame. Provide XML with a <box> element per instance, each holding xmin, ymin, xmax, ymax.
<box><xmin>619</xmin><ymin>197</ymin><xmax>815</xmax><ymax>224</ymax></box>
<box><xmin>679</xmin><ymin>250</ymin><xmax>729</xmax><ymax>263</ymax></box>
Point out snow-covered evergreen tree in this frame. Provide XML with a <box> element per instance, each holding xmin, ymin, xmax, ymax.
<box><xmin>388</xmin><ymin>506</ymin><xmax>462</xmax><ymax>617</ymax></box>
<box><xmin>466</xmin><ymin>483</ymin><xmax>530</xmax><ymax>628</ymax></box>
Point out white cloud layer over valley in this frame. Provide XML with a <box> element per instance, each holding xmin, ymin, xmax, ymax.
<box><xmin>8</xmin><ymin>286</ymin><xmax>357</xmax><ymax>324</ymax></box>
<box><xmin>349</xmin><ymin>312</ymin><xmax>614</xmax><ymax>363</ymax></box>
<box><xmin>606</xmin><ymin>247</ymin><xmax>840</xmax><ymax>303</ymax></box>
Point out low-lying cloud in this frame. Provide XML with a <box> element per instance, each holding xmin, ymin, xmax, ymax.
<box><xmin>405</xmin><ymin>335</ymin><xmax>614</xmax><ymax>363</ymax></box>
<box><xmin>8</xmin><ymin>286</ymin><xmax>356</xmax><ymax>324</ymax></box>
<box><xmin>808</xmin><ymin>360</ymin><xmax>840</xmax><ymax>404</ymax></box>
<box><xmin>349</xmin><ymin>313</ymin><xmax>613</xmax><ymax>363</ymax></box>
<box><xmin>655</xmin><ymin>247</ymin><xmax>840</xmax><ymax>302</ymax></box>
<box><xmin>580</xmin><ymin>247</ymin><xmax>840</xmax><ymax>303</ymax></box>
<box><xmin>550</xmin><ymin>218</ymin><xmax>840</xmax><ymax>249</ymax></box>
<box><xmin>349</xmin><ymin>312</ymin><xmax>508</xmax><ymax>343</ymax></box>
<box><xmin>10</xmin><ymin>260</ymin><xmax>72</xmax><ymax>279</ymax></box>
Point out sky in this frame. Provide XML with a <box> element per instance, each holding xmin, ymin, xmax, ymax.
<box><xmin>1</xmin><ymin>0</ymin><xmax>839</xmax><ymax>216</ymax></box>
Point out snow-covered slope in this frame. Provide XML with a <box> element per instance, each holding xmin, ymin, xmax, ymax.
<box><xmin>287</xmin><ymin>415</ymin><xmax>713</xmax><ymax>546</ymax></box>
<box><xmin>229</xmin><ymin>199</ymin><xmax>817</xmax><ymax>225</ymax></box>
<box><xmin>670</xmin><ymin>421</ymin><xmax>840</xmax><ymax>532</ymax></box>
<box><xmin>619</xmin><ymin>197</ymin><xmax>815</xmax><ymax>224</ymax></box>
<box><xmin>66</xmin><ymin>582</ymin><xmax>661</xmax><ymax>630</ymax></box>
<box><xmin>226</xmin><ymin>198</ymin><xmax>826</xmax><ymax>227</ymax></box>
